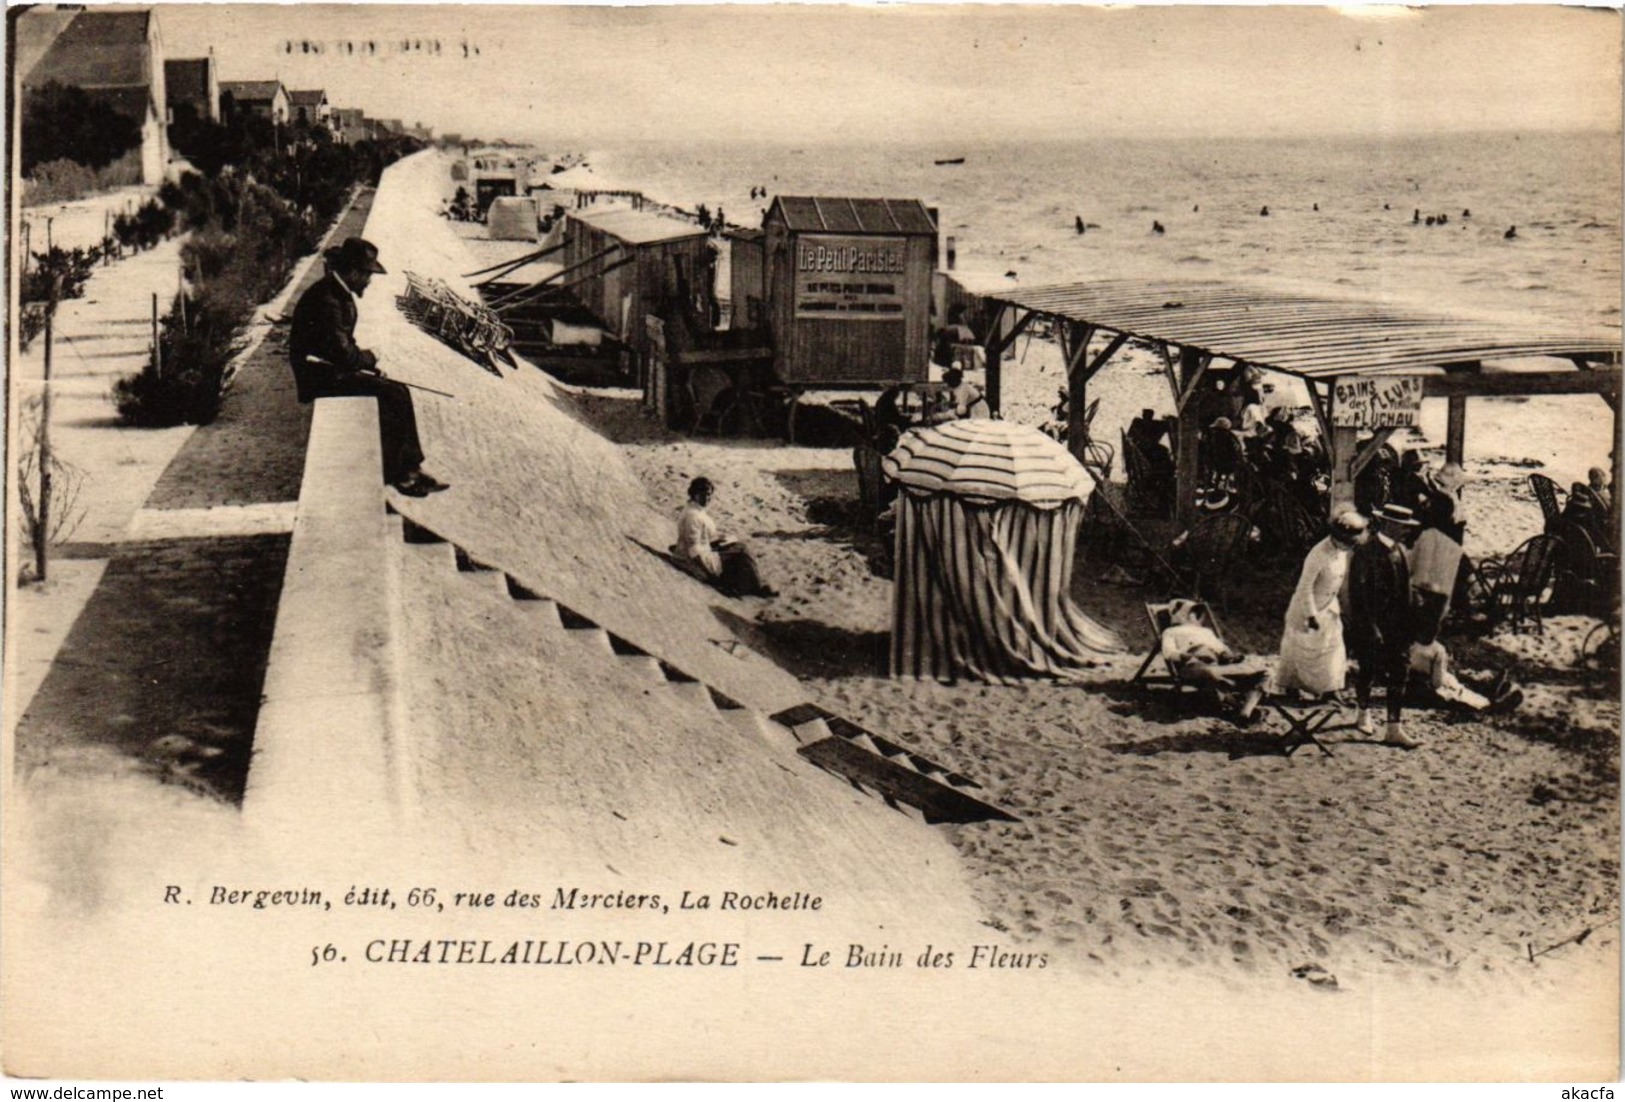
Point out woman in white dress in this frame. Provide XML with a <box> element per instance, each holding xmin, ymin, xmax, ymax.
<box><xmin>1273</xmin><ymin>510</ymin><xmax>1368</xmax><ymax>696</ymax></box>
<box><xmin>675</xmin><ymin>477</ymin><xmax>776</xmax><ymax>598</ymax></box>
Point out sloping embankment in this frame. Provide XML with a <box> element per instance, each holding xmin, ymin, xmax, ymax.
<box><xmin>355</xmin><ymin>151</ymin><xmax>981</xmax><ymax>927</ymax></box>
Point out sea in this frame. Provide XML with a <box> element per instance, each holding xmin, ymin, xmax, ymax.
<box><xmin>588</xmin><ymin>130</ymin><xmax>1621</xmax><ymax>330</ymax></box>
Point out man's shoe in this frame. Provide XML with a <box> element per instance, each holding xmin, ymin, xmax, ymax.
<box><xmin>393</xmin><ymin>471</ymin><xmax>450</xmax><ymax>496</ymax></box>
<box><xmin>1384</xmin><ymin>723</ymin><xmax>1420</xmax><ymax>750</ymax></box>
<box><xmin>1355</xmin><ymin>709</ymin><xmax>1377</xmax><ymax>736</ymax></box>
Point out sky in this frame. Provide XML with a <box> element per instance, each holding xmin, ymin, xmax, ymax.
<box><xmin>153</xmin><ymin>3</ymin><xmax>1622</xmax><ymax>145</ymax></box>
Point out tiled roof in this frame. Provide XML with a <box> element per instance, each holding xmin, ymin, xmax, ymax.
<box><xmin>220</xmin><ymin>80</ymin><xmax>285</xmax><ymax>103</ymax></box>
<box><xmin>23</xmin><ymin>9</ymin><xmax>153</xmax><ymax>89</ymax></box>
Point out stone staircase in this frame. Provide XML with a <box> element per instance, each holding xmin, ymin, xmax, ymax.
<box><xmin>392</xmin><ymin>509</ymin><xmax>1015</xmax><ymax>826</ymax></box>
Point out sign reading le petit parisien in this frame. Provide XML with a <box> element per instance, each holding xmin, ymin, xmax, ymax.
<box><xmin>1331</xmin><ymin>374</ymin><xmax>1426</xmax><ymax>428</ymax></box>
<box><xmin>794</xmin><ymin>234</ymin><xmax>907</xmax><ymax>319</ymax></box>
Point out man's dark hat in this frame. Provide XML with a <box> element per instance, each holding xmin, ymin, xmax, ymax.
<box><xmin>325</xmin><ymin>236</ymin><xmax>386</xmax><ymax>274</ymax></box>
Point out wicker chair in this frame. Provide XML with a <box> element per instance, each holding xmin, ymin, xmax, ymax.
<box><xmin>1549</xmin><ymin>519</ymin><xmax>1620</xmax><ymax>616</ymax></box>
<box><xmin>1529</xmin><ymin>474</ymin><xmax>1565</xmax><ymax>532</ymax></box>
<box><xmin>1173</xmin><ymin>513</ymin><xmax>1254</xmax><ymax>606</ymax></box>
<box><xmin>1478</xmin><ymin>534</ymin><xmax>1562</xmax><ymax>632</ymax></box>
<box><xmin>1122</xmin><ymin>431</ymin><xmax>1173</xmax><ymax>519</ymax></box>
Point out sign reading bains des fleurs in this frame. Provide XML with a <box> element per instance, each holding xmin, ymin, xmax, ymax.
<box><xmin>794</xmin><ymin>234</ymin><xmax>907</xmax><ymax>320</ymax></box>
<box><xmin>1331</xmin><ymin>374</ymin><xmax>1426</xmax><ymax>428</ymax></box>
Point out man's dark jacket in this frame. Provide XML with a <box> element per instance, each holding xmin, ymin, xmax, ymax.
<box><xmin>288</xmin><ymin>273</ymin><xmax>373</xmax><ymax>403</ymax></box>
<box><xmin>286</xmin><ymin>271</ymin><xmax>424</xmax><ymax>483</ymax></box>
<box><xmin>1346</xmin><ymin>535</ymin><xmax>1412</xmax><ymax>651</ymax></box>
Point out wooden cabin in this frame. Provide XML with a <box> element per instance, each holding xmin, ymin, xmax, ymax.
<box><xmin>762</xmin><ymin>196</ymin><xmax>937</xmax><ymax>387</ymax></box>
<box><xmin>562</xmin><ymin>206</ymin><xmax>715</xmax><ymax>372</ymax></box>
<box><xmin>726</xmin><ymin>227</ymin><xmax>766</xmax><ymax>330</ymax></box>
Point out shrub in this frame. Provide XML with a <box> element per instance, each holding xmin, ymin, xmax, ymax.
<box><xmin>133</xmin><ymin>197</ymin><xmax>174</xmax><ymax>248</ymax></box>
<box><xmin>17</xmin><ymin>305</ymin><xmax>48</xmax><ymax>352</ymax></box>
<box><xmin>21</xmin><ymin>151</ymin><xmax>143</xmax><ymax>206</ymax></box>
<box><xmin>181</xmin><ymin>228</ymin><xmax>237</xmax><ymax>285</ymax></box>
<box><xmin>21</xmin><ymin>82</ymin><xmax>141</xmax><ymax>174</ymax></box>
<box><xmin>113</xmin><ymin>289</ymin><xmax>248</xmax><ymax>427</ymax></box>
<box><xmin>16</xmin><ymin>396</ymin><xmax>87</xmax><ymax>583</ymax></box>
<box><xmin>21</xmin><ymin>246</ymin><xmax>101</xmax><ymax>303</ymax></box>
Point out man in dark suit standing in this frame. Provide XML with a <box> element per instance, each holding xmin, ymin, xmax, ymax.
<box><xmin>1346</xmin><ymin>503</ymin><xmax>1420</xmax><ymax>748</ymax></box>
<box><xmin>289</xmin><ymin>237</ymin><xmax>448</xmax><ymax>497</ymax></box>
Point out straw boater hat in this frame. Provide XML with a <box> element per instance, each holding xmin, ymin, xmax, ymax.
<box><xmin>324</xmin><ymin>236</ymin><xmax>387</xmax><ymax>274</ymax></box>
<box><xmin>1374</xmin><ymin>503</ymin><xmax>1420</xmax><ymax>527</ymax></box>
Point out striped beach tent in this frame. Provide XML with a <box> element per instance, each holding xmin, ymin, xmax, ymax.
<box><xmin>882</xmin><ymin>420</ymin><xmax>1123</xmax><ymax>683</ymax></box>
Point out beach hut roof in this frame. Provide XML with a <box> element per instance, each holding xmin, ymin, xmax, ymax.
<box><xmin>570</xmin><ymin>208</ymin><xmax>709</xmax><ymax>246</ymax></box>
<box><xmin>288</xmin><ymin>89</ymin><xmax>328</xmax><ymax>107</ymax></box>
<box><xmin>772</xmin><ymin>196</ymin><xmax>937</xmax><ymax>236</ymax></box>
<box><xmin>883</xmin><ymin>420</ymin><xmax>1094</xmax><ymax>506</ymax></box>
<box><xmin>978</xmin><ymin>278</ymin><xmax>1620</xmax><ymax>381</ymax></box>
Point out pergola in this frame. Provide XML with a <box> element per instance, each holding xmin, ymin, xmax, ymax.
<box><xmin>967</xmin><ymin>278</ymin><xmax>1622</xmax><ymax>526</ymax></box>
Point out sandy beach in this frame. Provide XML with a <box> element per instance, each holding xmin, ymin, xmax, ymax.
<box><xmin>567</xmin><ymin>374</ymin><xmax>1619</xmax><ymax>990</ymax></box>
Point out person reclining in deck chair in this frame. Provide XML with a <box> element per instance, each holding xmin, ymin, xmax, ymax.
<box><xmin>1159</xmin><ymin>599</ymin><xmax>1267</xmax><ymax>722</ymax></box>
<box><xmin>674</xmin><ymin>477</ymin><xmax>777</xmax><ymax>598</ymax></box>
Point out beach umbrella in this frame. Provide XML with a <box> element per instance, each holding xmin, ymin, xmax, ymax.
<box><xmin>882</xmin><ymin>419</ymin><xmax>1094</xmax><ymax>507</ymax></box>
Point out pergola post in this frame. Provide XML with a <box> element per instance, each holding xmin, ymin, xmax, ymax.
<box><xmin>1328</xmin><ymin>426</ymin><xmax>1360</xmax><ymax>515</ymax></box>
<box><xmin>1175</xmin><ymin>346</ymin><xmax>1205</xmax><ymax>527</ymax></box>
<box><xmin>1445</xmin><ymin>396</ymin><xmax>1467</xmax><ymax>466</ymax></box>
<box><xmin>980</xmin><ymin>304</ymin><xmax>1035</xmax><ymax>417</ymax></box>
<box><xmin>1063</xmin><ymin>321</ymin><xmax>1090</xmax><ymax>461</ymax></box>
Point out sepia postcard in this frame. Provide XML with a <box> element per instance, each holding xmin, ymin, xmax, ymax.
<box><xmin>4</xmin><ymin>1</ymin><xmax>1621</xmax><ymax>1086</ymax></box>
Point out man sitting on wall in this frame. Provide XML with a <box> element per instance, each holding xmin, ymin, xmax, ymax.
<box><xmin>289</xmin><ymin>237</ymin><xmax>449</xmax><ymax>498</ymax></box>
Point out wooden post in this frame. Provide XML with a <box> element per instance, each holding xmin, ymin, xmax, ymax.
<box><xmin>1065</xmin><ymin>321</ymin><xmax>1092</xmax><ymax>463</ymax></box>
<box><xmin>1175</xmin><ymin>346</ymin><xmax>1204</xmax><ymax>528</ymax></box>
<box><xmin>985</xmin><ymin>306</ymin><xmax>1005</xmax><ymax>416</ymax></box>
<box><xmin>1613</xmin><ymin>396</ymin><xmax>1622</xmax><ymax>532</ymax></box>
<box><xmin>1445</xmin><ymin>396</ymin><xmax>1467</xmax><ymax>466</ymax></box>
<box><xmin>1329</xmin><ymin>425</ymin><xmax>1360</xmax><ymax>516</ymax></box>
<box><xmin>152</xmin><ymin>293</ymin><xmax>162</xmax><ymax>377</ymax></box>
<box><xmin>36</xmin><ymin>282</ymin><xmax>58</xmax><ymax>583</ymax></box>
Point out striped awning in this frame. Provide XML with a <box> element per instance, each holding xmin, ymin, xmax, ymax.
<box><xmin>882</xmin><ymin>420</ymin><xmax>1093</xmax><ymax>506</ymax></box>
<box><xmin>980</xmin><ymin>279</ymin><xmax>1621</xmax><ymax>380</ymax></box>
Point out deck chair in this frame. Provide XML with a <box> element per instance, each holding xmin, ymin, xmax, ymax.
<box><xmin>1133</xmin><ymin>600</ymin><xmax>1329</xmax><ymax>755</ymax></box>
<box><xmin>1133</xmin><ymin>600</ymin><xmax>1205</xmax><ymax>686</ymax></box>
<box><xmin>1529</xmin><ymin>474</ymin><xmax>1565</xmax><ymax>532</ymax></box>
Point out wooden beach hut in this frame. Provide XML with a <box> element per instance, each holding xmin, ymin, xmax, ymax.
<box><xmin>762</xmin><ymin>196</ymin><xmax>937</xmax><ymax>387</ymax></box>
<box><xmin>955</xmin><ymin>277</ymin><xmax>1622</xmax><ymax>527</ymax></box>
<box><xmin>561</xmin><ymin>206</ymin><xmax>715</xmax><ymax>372</ymax></box>
<box><xmin>725</xmin><ymin>226</ymin><xmax>766</xmax><ymax>330</ymax></box>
